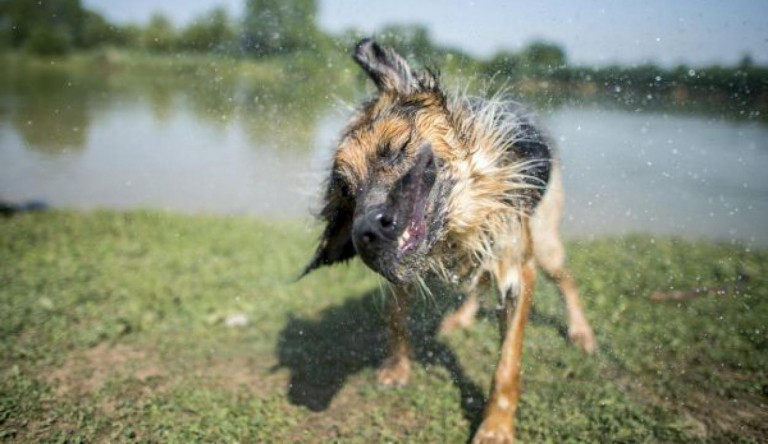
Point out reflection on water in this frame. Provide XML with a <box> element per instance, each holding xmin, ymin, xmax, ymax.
<box><xmin>1</xmin><ymin>62</ymin><xmax>766</xmax><ymax>246</ymax></box>
<box><xmin>9</xmin><ymin>68</ymin><xmax>92</xmax><ymax>154</ymax></box>
<box><xmin>0</xmin><ymin>59</ymin><xmax>346</xmax><ymax>216</ymax></box>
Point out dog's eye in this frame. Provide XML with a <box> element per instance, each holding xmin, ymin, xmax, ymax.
<box><xmin>338</xmin><ymin>181</ymin><xmax>351</xmax><ymax>198</ymax></box>
<box><xmin>377</xmin><ymin>147</ymin><xmax>404</xmax><ymax>165</ymax></box>
<box><xmin>376</xmin><ymin>144</ymin><xmax>393</xmax><ymax>160</ymax></box>
<box><xmin>331</xmin><ymin>171</ymin><xmax>354</xmax><ymax>199</ymax></box>
<box><xmin>377</xmin><ymin>136</ymin><xmax>410</xmax><ymax>165</ymax></box>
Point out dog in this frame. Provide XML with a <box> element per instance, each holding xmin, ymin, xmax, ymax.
<box><xmin>302</xmin><ymin>38</ymin><xmax>596</xmax><ymax>443</ymax></box>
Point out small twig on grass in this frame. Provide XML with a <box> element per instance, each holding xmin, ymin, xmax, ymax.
<box><xmin>650</xmin><ymin>273</ymin><xmax>750</xmax><ymax>302</ymax></box>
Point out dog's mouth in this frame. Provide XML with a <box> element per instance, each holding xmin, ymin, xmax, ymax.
<box><xmin>390</xmin><ymin>145</ymin><xmax>436</xmax><ymax>259</ymax></box>
<box><xmin>396</xmin><ymin>196</ymin><xmax>429</xmax><ymax>257</ymax></box>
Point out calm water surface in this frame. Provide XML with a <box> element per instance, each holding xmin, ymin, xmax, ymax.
<box><xmin>1</xmin><ymin>65</ymin><xmax>766</xmax><ymax>246</ymax></box>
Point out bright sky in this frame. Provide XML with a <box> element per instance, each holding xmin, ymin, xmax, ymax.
<box><xmin>83</xmin><ymin>0</ymin><xmax>768</xmax><ymax>66</ymax></box>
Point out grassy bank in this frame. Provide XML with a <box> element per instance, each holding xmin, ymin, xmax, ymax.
<box><xmin>1</xmin><ymin>211</ymin><xmax>766</xmax><ymax>442</ymax></box>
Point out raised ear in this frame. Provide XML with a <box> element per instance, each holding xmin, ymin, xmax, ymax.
<box><xmin>300</xmin><ymin>204</ymin><xmax>357</xmax><ymax>279</ymax></box>
<box><xmin>353</xmin><ymin>38</ymin><xmax>422</xmax><ymax>94</ymax></box>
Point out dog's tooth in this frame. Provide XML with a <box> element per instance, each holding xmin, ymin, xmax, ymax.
<box><xmin>398</xmin><ymin>230</ymin><xmax>411</xmax><ymax>250</ymax></box>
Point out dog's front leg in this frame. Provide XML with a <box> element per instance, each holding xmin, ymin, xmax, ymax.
<box><xmin>473</xmin><ymin>261</ymin><xmax>535</xmax><ymax>444</ymax></box>
<box><xmin>377</xmin><ymin>285</ymin><xmax>411</xmax><ymax>387</ymax></box>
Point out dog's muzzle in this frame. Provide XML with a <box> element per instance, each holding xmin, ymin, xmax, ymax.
<box><xmin>351</xmin><ymin>146</ymin><xmax>437</xmax><ymax>282</ymax></box>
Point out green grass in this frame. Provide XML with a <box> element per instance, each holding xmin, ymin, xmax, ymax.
<box><xmin>1</xmin><ymin>211</ymin><xmax>766</xmax><ymax>443</ymax></box>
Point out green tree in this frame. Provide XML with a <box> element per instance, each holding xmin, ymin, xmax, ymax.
<box><xmin>141</xmin><ymin>13</ymin><xmax>176</xmax><ymax>52</ymax></box>
<box><xmin>115</xmin><ymin>24</ymin><xmax>142</xmax><ymax>48</ymax></box>
<box><xmin>739</xmin><ymin>54</ymin><xmax>754</xmax><ymax>70</ymax></box>
<box><xmin>242</xmin><ymin>0</ymin><xmax>319</xmax><ymax>57</ymax></box>
<box><xmin>483</xmin><ymin>51</ymin><xmax>524</xmax><ymax>81</ymax></box>
<box><xmin>521</xmin><ymin>41</ymin><xmax>566</xmax><ymax>73</ymax></box>
<box><xmin>377</xmin><ymin>24</ymin><xmax>433</xmax><ymax>58</ymax></box>
<box><xmin>25</xmin><ymin>25</ymin><xmax>73</xmax><ymax>55</ymax></box>
<box><xmin>0</xmin><ymin>0</ymin><xmax>86</xmax><ymax>53</ymax></box>
<box><xmin>80</xmin><ymin>10</ymin><xmax>118</xmax><ymax>48</ymax></box>
<box><xmin>0</xmin><ymin>0</ymin><xmax>39</xmax><ymax>47</ymax></box>
<box><xmin>179</xmin><ymin>7</ymin><xmax>235</xmax><ymax>52</ymax></box>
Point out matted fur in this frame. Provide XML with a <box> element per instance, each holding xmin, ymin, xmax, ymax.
<box><xmin>428</xmin><ymin>92</ymin><xmax>549</xmax><ymax>283</ymax></box>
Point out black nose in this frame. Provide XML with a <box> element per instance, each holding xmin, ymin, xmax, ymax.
<box><xmin>353</xmin><ymin>206</ymin><xmax>398</xmax><ymax>247</ymax></box>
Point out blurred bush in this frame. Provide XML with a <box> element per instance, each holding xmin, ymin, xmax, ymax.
<box><xmin>25</xmin><ymin>26</ymin><xmax>73</xmax><ymax>55</ymax></box>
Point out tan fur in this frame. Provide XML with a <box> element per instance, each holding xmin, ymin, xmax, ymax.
<box><xmin>447</xmin><ymin>166</ymin><xmax>596</xmax><ymax>349</ymax></box>
<box><xmin>530</xmin><ymin>168</ymin><xmax>597</xmax><ymax>352</ymax></box>
<box><xmin>378</xmin><ymin>286</ymin><xmax>411</xmax><ymax>387</ymax></box>
<box><xmin>473</xmin><ymin>258</ymin><xmax>536</xmax><ymax>444</ymax></box>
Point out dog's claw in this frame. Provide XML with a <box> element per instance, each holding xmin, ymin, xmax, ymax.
<box><xmin>438</xmin><ymin>297</ymin><xmax>480</xmax><ymax>336</ymax></box>
<box><xmin>377</xmin><ymin>357</ymin><xmax>411</xmax><ymax>387</ymax></box>
<box><xmin>568</xmin><ymin>321</ymin><xmax>597</xmax><ymax>354</ymax></box>
<box><xmin>472</xmin><ymin>419</ymin><xmax>514</xmax><ymax>444</ymax></box>
<box><xmin>438</xmin><ymin>311</ymin><xmax>476</xmax><ymax>336</ymax></box>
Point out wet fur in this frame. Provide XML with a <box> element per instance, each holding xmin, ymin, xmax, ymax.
<box><xmin>304</xmin><ymin>39</ymin><xmax>596</xmax><ymax>443</ymax></box>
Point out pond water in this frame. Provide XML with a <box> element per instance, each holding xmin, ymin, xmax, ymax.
<box><xmin>1</xmin><ymin>63</ymin><xmax>767</xmax><ymax>247</ymax></box>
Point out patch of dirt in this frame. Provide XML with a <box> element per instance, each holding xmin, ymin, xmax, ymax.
<box><xmin>45</xmin><ymin>342</ymin><xmax>163</xmax><ymax>398</ymax></box>
<box><xmin>12</xmin><ymin>342</ymin><xmax>289</xmax><ymax>442</ymax></box>
<box><xmin>283</xmin><ymin>372</ymin><xmax>436</xmax><ymax>443</ymax></box>
<box><xmin>675</xmin><ymin>377</ymin><xmax>768</xmax><ymax>441</ymax></box>
<box><xmin>3</xmin><ymin>344</ymin><xmax>168</xmax><ymax>442</ymax></box>
<box><xmin>198</xmin><ymin>355</ymin><xmax>287</xmax><ymax>396</ymax></box>
<box><xmin>610</xmin><ymin>362</ymin><xmax>768</xmax><ymax>442</ymax></box>
<box><xmin>34</xmin><ymin>342</ymin><xmax>442</xmax><ymax>442</ymax></box>
<box><xmin>45</xmin><ymin>343</ymin><xmax>286</xmax><ymax>401</ymax></box>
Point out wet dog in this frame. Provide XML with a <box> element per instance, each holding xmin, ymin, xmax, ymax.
<box><xmin>303</xmin><ymin>39</ymin><xmax>596</xmax><ymax>443</ymax></box>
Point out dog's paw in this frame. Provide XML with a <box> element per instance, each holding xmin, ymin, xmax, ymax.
<box><xmin>438</xmin><ymin>310</ymin><xmax>476</xmax><ymax>336</ymax></box>
<box><xmin>568</xmin><ymin>321</ymin><xmax>597</xmax><ymax>354</ymax></box>
<box><xmin>377</xmin><ymin>357</ymin><xmax>411</xmax><ymax>387</ymax></box>
<box><xmin>471</xmin><ymin>419</ymin><xmax>514</xmax><ymax>444</ymax></box>
<box><xmin>438</xmin><ymin>298</ymin><xmax>479</xmax><ymax>336</ymax></box>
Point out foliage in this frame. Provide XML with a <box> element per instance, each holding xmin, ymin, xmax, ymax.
<box><xmin>114</xmin><ymin>24</ymin><xmax>142</xmax><ymax>48</ymax></box>
<box><xmin>242</xmin><ymin>0</ymin><xmax>320</xmax><ymax>56</ymax></box>
<box><xmin>79</xmin><ymin>10</ymin><xmax>119</xmax><ymax>49</ymax></box>
<box><xmin>522</xmin><ymin>40</ymin><xmax>567</xmax><ymax>71</ymax></box>
<box><xmin>24</xmin><ymin>25</ymin><xmax>72</xmax><ymax>55</ymax></box>
<box><xmin>178</xmin><ymin>7</ymin><xmax>235</xmax><ymax>53</ymax></box>
<box><xmin>140</xmin><ymin>13</ymin><xmax>176</xmax><ymax>52</ymax></box>
<box><xmin>377</xmin><ymin>24</ymin><xmax>432</xmax><ymax>58</ymax></box>
<box><xmin>0</xmin><ymin>0</ymin><xmax>84</xmax><ymax>54</ymax></box>
<box><xmin>483</xmin><ymin>51</ymin><xmax>524</xmax><ymax>81</ymax></box>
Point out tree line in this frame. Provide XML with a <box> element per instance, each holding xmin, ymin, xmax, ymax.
<box><xmin>0</xmin><ymin>0</ymin><xmax>322</xmax><ymax>56</ymax></box>
<box><xmin>1</xmin><ymin>0</ymin><xmax>765</xmax><ymax>118</ymax></box>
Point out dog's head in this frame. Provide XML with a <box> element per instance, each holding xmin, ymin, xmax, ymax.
<box><xmin>302</xmin><ymin>39</ymin><xmax>451</xmax><ymax>284</ymax></box>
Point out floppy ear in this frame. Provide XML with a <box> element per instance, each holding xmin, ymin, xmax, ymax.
<box><xmin>300</xmin><ymin>198</ymin><xmax>357</xmax><ymax>278</ymax></box>
<box><xmin>354</xmin><ymin>38</ymin><xmax>423</xmax><ymax>94</ymax></box>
